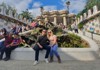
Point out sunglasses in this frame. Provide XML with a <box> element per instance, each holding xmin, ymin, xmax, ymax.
<box><xmin>48</xmin><ymin>32</ymin><xmax>51</xmax><ymax>33</ymax></box>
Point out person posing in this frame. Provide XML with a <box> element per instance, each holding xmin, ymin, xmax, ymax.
<box><xmin>3</xmin><ymin>33</ymin><xmax>22</xmax><ymax>61</ymax></box>
<box><xmin>33</xmin><ymin>29</ymin><xmax>51</xmax><ymax>65</ymax></box>
<box><xmin>0</xmin><ymin>28</ymin><xmax>13</xmax><ymax>60</ymax></box>
<box><xmin>47</xmin><ymin>30</ymin><xmax>61</xmax><ymax>63</ymax></box>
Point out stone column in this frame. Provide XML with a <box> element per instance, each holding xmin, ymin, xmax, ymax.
<box><xmin>54</xmin><ymin>16</ymin><xmax>57</xmax><ymax>25</ymax></box>
<box><xmin>80</xmin><ymin>15</ymin><xmax>83</xmax><ymax>22</ymax></box>
<box><xmin>0</xmin><ymin>7</ymin><xmax>3</xmax><ymax>14</ymax></box>
<box><xmin>63</xmin><ymin>16</ymin><xmax>67</xmax><ymax>26</ymax></box>
<box><xmin>77</xmin><ymin>18</ymin><xmax>80</xmax><ymax>24</ymax></box>
<box><xmin>75</xmin><ymin>18</ymin><xmax>78</xmax><ymax>25</ymax></box>
<box><xmin>23</xmin><ymin>18</ymin><xmax>26</xmax><ymax>23</ymax></box>
<box><xmin>88</xmin><ymin>10</ymin><xmax>92</xmax><ymax>17</ymax></box>
<box><xmin>27</xmin><ymin>20</ymin><xmax>31</xmax><ymax>24</ymax></box>
<box><xmin>14</xmin><ymin>13</ymin><xmax>17</xmax><ymax>18</ymax></box>
<box><xmin>0</xmin><ymin>7</ymin><xmax>4</xmax><ymax>14</ymax></box>
<box><xmin>16</xmin><ymin>13</ymin><xmax>18</xmax><ymax>19</ymax></box>
<box><xmin>44</xmin><ymin>17</ymin><xmax>48</xmax><ymax>22</ymax></box>
<box><xmin>93</xmin><ymin>5</ymin><xmax>98</xmax><ymax>14</ymax></box>
<box><xmin>84</xmin><ymin>13</ymin><xmax>86</xmax><ymax>19</ymax></box>
<box><xmin>19</xmin><ymin>15</ymin><xmax>22</xmax><ymax>21</ymax></box>
<box><xmin>9</xmin><ymin>10</ymin><xmax>13</xmax><ymax>17</ymax></box>
<box><xmin>3</xmin><ymin>7</ymin><xmax>6</xmax><ymax>15</ymax></box>
<box><xmin>37</xmin><ymin>19</ymin><xmax>41</xmax><ymax>25</ymax></box>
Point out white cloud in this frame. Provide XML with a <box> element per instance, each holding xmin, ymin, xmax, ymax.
<box><xmin>0</xmin><ymin>0</ymin><xmax>32</xmax><ymax>13</ymax></box>
<box><xmin>29</xmin><ymin>8</ymin><xmax>41</xmax><ymax>17</ymax></box>
<box><xmin>33</xmin><ymin>2</ymin><xmax>42</xmax><ymax>8</ymax></box>
<box><xmin>29</xmin><ymin>5</ymin><xmax>57</xmax><ymax>17</ymax></box>
<box><xmin>61</xmin><ymin>0</ymin><xmax>86</xmax><ymax>14</ymax></box>
<box><xmin>44</xmin><ymin>6</ymin><xmax>57</xmax><ymax>11</ymax></box>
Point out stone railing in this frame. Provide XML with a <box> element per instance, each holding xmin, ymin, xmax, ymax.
<box><xmin>0</xmin><ymin>6</ymin><xmax>31</xmax><ymax>24</ymax></box>
<box><xmin>75</xmin><ymin>5</ymin><xmax>99</xmax><ymax>24</ymax></box>
<box><xmin>75</xmin><ymin>5</ymin><xmax>100</xmax><ymax>34</ymax></box>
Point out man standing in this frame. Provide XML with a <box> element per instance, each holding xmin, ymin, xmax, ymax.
<box><xmin>74</xmin><ymin>24</ymin><xmax>78</xmax><ymax>33</ymax></box>
<box><xmin>33</xmin><ymin>29</ymin><xmax>50</xmax><ymax>65</ymax></box>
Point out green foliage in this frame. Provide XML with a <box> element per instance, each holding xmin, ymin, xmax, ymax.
<box><xmin>52</xmin><ymin>27</ymin><xmax>63</xmax><ymax>35</ymax></box>
<box><xmin>58</xmin><ymin>33</ymin><xmax>89</xmax><ymax>48</ymax></box>
<box><xmin>78</xmin><ymin>23</ymin><xmax>84</xmax><ymax>29</ymax></box>
<box><xmin>85</xmin><ymin>0</ymin><xmax>100</xmax><ymax>10</ymax></box>
<box><xmin>20</xmin><ymin>9</ymin><xmax>33</xmax><ymax>20</ymax></box>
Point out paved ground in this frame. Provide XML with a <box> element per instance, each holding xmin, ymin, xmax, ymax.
<box><xmin>0</xmin><ymin>60</ymin><xmax>100</xmax><ymax>70</ymax></box>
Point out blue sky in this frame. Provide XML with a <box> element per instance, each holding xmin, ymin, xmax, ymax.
<box><xmin>0</xmin><ymin>0</ymin><xmax>87</xmax><ymax>17</ymax></box>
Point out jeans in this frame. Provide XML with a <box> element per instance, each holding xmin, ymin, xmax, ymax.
<box><xmin>0</xmin><ymin>41</ymin><xmax>5</xmax><ymax>59</ymax></box>
<box><xmin>33</xmin><ymin>45</ymin><xmax>51</xmax><ymax>61</ymax></box>
<box><xmin>50</xmin><ymin>44</ymin><xmax>60</xmax><ymax>57</ymax></box>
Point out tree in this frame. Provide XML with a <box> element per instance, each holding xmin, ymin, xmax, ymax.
<box><xmin>20</xmin><ymin>9</ymin><xmax>33</xmax><ymax>21</ymax></box>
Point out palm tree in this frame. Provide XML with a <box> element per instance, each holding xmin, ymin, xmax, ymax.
<box><xmin>20</xmin><ymin>9</ymin><xmax>33</xmax><ymax>21</ymax></box>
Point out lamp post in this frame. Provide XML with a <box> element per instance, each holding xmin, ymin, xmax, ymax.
<box><xmin>40</xmin><ymin>6</ymin><xmax>44</xmax><ymax>17</ymax></box>
<box><xmin>66</xmin><ymin>1</ymin><xmax>70</xmax><ymax>13</ymax></box>
<box><xmin>40</xmin><ymin>6</ymin><xmax>44</xmax><ymax>25</ymax></box>
<box><xmin>66</xmin><ymin>1</ymin><xmax>70</xmax><ymax>26</ymax></box>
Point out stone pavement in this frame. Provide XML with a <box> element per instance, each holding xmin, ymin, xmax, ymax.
<box><xmin>79</xmin><ymin>31</ymin><xmax>100</xmax><ymax>48</ymax></box>
<box><xmin>0</xmin><ymin>60</ymin><xmax>100</xmax><ymax>70</ymax></box>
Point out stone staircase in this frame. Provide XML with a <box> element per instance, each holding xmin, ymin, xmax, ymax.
<box><xmin>94</xmin><ymin>39</ymin><xmax>100</xmax><ymax>48</ymax></box>
<box><xmin>94</xmin><ymin>39</ymin><xmax>100</xmax><ymax>57</ymax></box>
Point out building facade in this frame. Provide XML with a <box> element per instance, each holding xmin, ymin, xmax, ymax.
<box><xmin>36</xmin><ymin>10</ymin><xmax>75</xmax><ymax>26</ymax></box>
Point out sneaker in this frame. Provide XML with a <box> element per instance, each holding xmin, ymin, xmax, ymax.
<box><xmin>33</xmin><ymin>61</ymin><xmax>38</xmax><ymax>66</ymax></box>
<box><xmin>45</xmin><ymin>58</ymin><xmax>49</xmax><ymax>63</ymax></box>
<box><xmin>3</xmin><ymin>57</ymin><xmax>10</xmax><ymax>61</ymax></box>
<box><xmin>3</xmin><ymin>58</ymin><xmax>10</xmax><ymax>61</ymax></box>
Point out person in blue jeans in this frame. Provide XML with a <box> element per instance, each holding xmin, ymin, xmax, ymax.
<box><xmin>0</xmin><ymin>41</ymin><xmax>5</xmax><ymax>60</ymax></box>
<box><xmin>0</xmin><ymin>33</ymin><xmax>13</xmax><ymax>60</ymax></box>
<box><xmin>47</xmin><ymin>30</ymin><xmax>61</xmax><ymax>63</ymax></box>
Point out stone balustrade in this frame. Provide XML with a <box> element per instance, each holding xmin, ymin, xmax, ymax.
<box><xmin>75</xmin><ymin>5</ymin><xmax>100</xmax><ymax>34</ymax></box>
<box><xmin>0</xmin><ymin>6</ymin><xmax>30</xmax><ymax>24</ymax></box>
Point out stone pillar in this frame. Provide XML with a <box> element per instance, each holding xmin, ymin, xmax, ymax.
<box><xmin>23</xmin><ymin>18</ymin><xmax>26</xmax><ymax>23</ymax></box>
<box><xmin>84</xmin><ymin>13</ymin><xmax>86</xmax><ymax>19</ymax></box>
<box><xmin>88</xmin><ymin>10</ymin><xmax>92</xmax><ymax>17</ymax></box>
<box><xmin>0</xmin><ymin>7</ymin><xmax>5</xmax><ymax>15</ymax></box>
<box><xmin>75</xmin><ymin>18</ymin><xmax>78</xmax><ymax>25</ymax></box>
<box><xmin>37</xmin><ymin>19</ymin><xmax>41</xmax><ymax>25</ymax></box>
<box><xmin>16</xmin><ymin>13</ymin><xmax>18</xmax><ymax>19</ymax></box>
<box><xmin>44</xmin><ymin>17</ymin><xmax>48</xmax><ymax>22</ymax></box>
<box><xmin>80</xmin><ymin>15</ymin><xmax>83</xmax><ymax>22</ymax></box>
<box><xmin>63</xmin><ymin>16</ymin><xmax>67</xmax><ymax>26</ymax></box>
<box><xmin>9</xmin><ymin>10</ymin><xmax>13</xmax><ymax>17</ymax></box>
<box><xmin>27</xmin><ymin>20</ymin><xmax>31</xmax><ymax>24</ymax></box>
<box><xmin>14</xmin><ymin>13</ymin><xmax>17</xmax><ymax>18</ymax></box>
<box><xmin>19</xmin><ymin>15</ymin><xmax>23</xmax><ymax>20</ymax></box>
<box><xmin>54</xmin><ymin>16</ymin><xmax>57</xmax><ymax>25</ymax></box>
<box><xmin>93</xmin><ymin>5</ymin><xmax>98</xmax><ymax>14</ymax></box>
<box><xmin>3</xmin><ymin>7</ymin><xmax>6</xmax><ymax>15</ymax></box>
<box><xmin>77</xmin><ymin>18</ymin><xmax>80</xmax><ymax>24</ymax></box>
<box><xmin>0</xmin><ymin>7</ymin><xmax>3</xmax><ymax>14</ymax></box>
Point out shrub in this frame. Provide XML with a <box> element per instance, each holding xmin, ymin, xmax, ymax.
<box><xmin>78</xmin><ymin>23</ymin><xmax>84</xmax><ymax>29</ymax></box>
<box><xmin>57</xmin><ymin>33</ymin><xmax>89</xmax><ymax>48</ymax></box>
